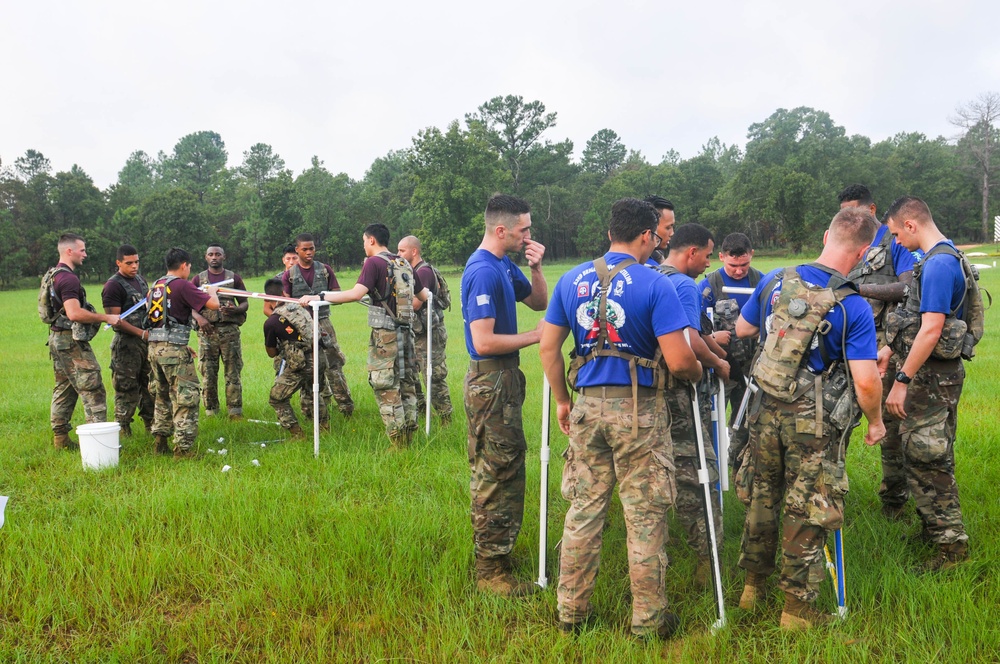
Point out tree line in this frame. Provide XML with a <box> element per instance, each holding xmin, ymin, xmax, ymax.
<box><xmin>2</xmin><ymin>92</ymin><xmax>997</xmax><ymax>287</ymax></box>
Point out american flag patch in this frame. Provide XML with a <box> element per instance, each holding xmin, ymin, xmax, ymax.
<box><xmin>476</xmin><ymin>294</ymin><xmax>490</xmax><ymax>306</ymax></box>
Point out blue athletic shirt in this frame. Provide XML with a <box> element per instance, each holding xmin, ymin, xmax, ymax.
<box><xmin>664</xmin><ymin>272</ymin><xmax>702</xmax><ymax>330</ymax></box>
<box><xmin>698</xmin><ymin>268</ymin><xmax>757</xmax><ymax>311</ymax></box>
<box><xmin>546</xmin><ymin>252</ymin><xmax>687</xmax><ymax>388</ymax></box>
<box><xmin>741</xmin><ymin>264</ymin><xmax>877</xmax><ymax>372</ymax></box>
<box><xmin>919</xmin><ymin>240</ymin><xmax>966</xmax><ymax>317</ymax></box>
<box><xmin>462</xmin><ymin>249</ymin><xmax>532</xmax><ymax>361</ymax></box>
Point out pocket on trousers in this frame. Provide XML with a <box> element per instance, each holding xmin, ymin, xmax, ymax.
<box><xmin>648</xmin><ymin>449</ymin><xmax>676</xmax><ymax>509</ymax></box>
<box><xmin>735</xmin><ymin>444</ymin><xmax>755</xmax><ymax>507</ymax></box>
<box><xmin>902</xmin><ymin>410</ymin><xmax>950</xmax><ymax>464</ymax></box>
<box><xmin>369</xmin><ymin>368</ymin><xmax>396</xmax><ymax>391</ymax></box>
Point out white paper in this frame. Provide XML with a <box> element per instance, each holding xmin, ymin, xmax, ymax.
<box><xmin>260</xmin><ymin>443</ymin><xmax>266</xmax><ymax>448</ymax></box>
<box><xmin>217</xmin><ymin>437</ymin><xmax>225</xmax><ymax>443</ymax></box>
<box><xmin>207</xmin><ymin>449</ymin><xmax>215</xmax><ymax>454</ymax></box>
<box><xmin>251</xmin><ymin>459</ymin><xmax>260</xmax><ymax>467</ymax></box>
<box><xmin>0</xmin><ymin>496</ymin><xmax>8</xmax><ymax>529</ymax></box>
<box><xmin>218</xmin><ymin>449</ymin><xmax>228</xmax><ymax>456</ymax></box>
<box><xmin>221</xmin><ymin>465</ymin><xmax>231</xmax><ymax>473</ymax></box>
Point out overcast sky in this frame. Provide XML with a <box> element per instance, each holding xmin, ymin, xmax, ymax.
<box><xmin>3</xmin><ymin>0</ymin><xmax>999</xmax><ymax>189</ymax></box>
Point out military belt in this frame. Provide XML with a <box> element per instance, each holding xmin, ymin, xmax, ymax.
<box><xmin>468</xmin><ymin>357</ymin><xmax>519</xmax><ymax>372</ymax></box>
<box><xmin>578</xmin><ymin>386</ymin><xmax>657</xmax><ymax>398</ymax></box>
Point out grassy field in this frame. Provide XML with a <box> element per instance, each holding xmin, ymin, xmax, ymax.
<box><xmin>1</xmin><ymin>251</ymin><xmax>999</xmax><ymax>663</ymax></box>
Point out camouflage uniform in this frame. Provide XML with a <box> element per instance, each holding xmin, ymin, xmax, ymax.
<box><xmin>413</xmin><ymin>303</ymin><xmax>452</xmax><ymax>419</ymax></box>
<box><xmin>110</xmin><ymin>333</ymin><xmax>154</xmax><ymax>428</ymax></box>
<box><xmin>195</xmin><ymin>270</ymin><xmax>244</xmax><ymax>417</ymax></box>
<box><xmin>47</xmin><ymin>267</ymin><xmax>107</xmax><ymax>434</ymax></box>
<box><xmin>667</xmin><ymin>383</ymin><xmax>721</xmax><ymax>560</ymax></box>
<box><xmin>148</xmin><ymin>341</ymin><xmax>201</xmax><ymax>451</ymax></box>
<box><xmin>559</xmin><ymin>393</ymin><xmax>675</xmax><ymax>633</ymax></box>
<box><xmin>738</xmin><ymin>389</ymin><xmax>850</xmax><ymax>601</ymax></box>
<box><xmin>50</xmin><ymin>332</ymin><xmax>107</xmax><ymax>433</ymax></box>
<box><xmin>269</xmin><ymin>312</ymin><xmax>329</xmax><ymax>430</ymax></box>
<box><xmin>287</xmin><ymin>263</ymin><xmax>354</xmax><ymax>416</ymax></box>
<box><xmin>368</xmin><ymin>326</ymin><xmax>419</xmax><ymax>443</ymax></box>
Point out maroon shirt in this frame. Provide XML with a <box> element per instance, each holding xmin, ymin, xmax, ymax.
<box><xmin>282</xmin><ymin>262</ymin><xmax>340</xmax><ymax>296</ymax></box>
<box><xmin>52</xmin><ymin>262</ymin><xmax>83</xmax><ymax>309</ymax></box>
<box><xmin>102</xmin><ymin>273</ymin><xmax>148</xmax><ymax>311</ymax></box>
<box><xmin>149</xmin><ymin>276</ymin><xmax>211</xmax><ymax>328</ymax></box>
<box><xmin>413</xmin><ymin>262</ymin><xmax>437</xmax><ymax>297</ymax></box>
<box><xmin>263</xmin><ymin>312</ymin><xmax>304</xmax><ymax>349</ymax></box>
<box><xmin>358</xmin><ymin>253</ymin><xmax>424</xmax><ymax>316</ymax></box>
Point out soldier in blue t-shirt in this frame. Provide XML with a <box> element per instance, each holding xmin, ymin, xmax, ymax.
<box><xmin>838</xmin><ymin>184</ymin><xmax>917</xmax><ymax>520</ymax></box>
<box><xmin>541</xmin><ymin>198</ymin><xmax>701</xmax><ymax>639</ymax></box>
<box><xmin>883</xmin><ymin>196</ymin><xmax>970</xmax><ymax>572</ymax></box>
<box><xmin>461</xmin><ymin>194</ymin><xmax>548</xmax><ymax>598</ymax></box>
<box><xmin>735</xmin><ymin>207</ymin><xmax>885</xmax><ymax>629</ymax></box>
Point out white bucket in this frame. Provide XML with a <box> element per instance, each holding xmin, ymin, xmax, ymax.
<box><xmin>76</xmin><ymin>422</ymin><xmax>121</xmax><ymax>470</ymax></box>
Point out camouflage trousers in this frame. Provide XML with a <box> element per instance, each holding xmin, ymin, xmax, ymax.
<box><xmin>877</xmin><ymin>356</ymin><xmax>907</xmax><ymax>509</ymax></box>
<box><xmin>270</xmin><ymin>344</ymin><xmax>328</xmax><ymax>430</ymax></box>
<box><xmin>110</xmin><ymin>333</ymin><xmax>154</xmax><ymax>427</ymax></box>
<box><xmin>900</xmin><ymin>359</ymin><xmax>967</xmax><ymax>545</ymax></box>
<box><xmin>197</xmin><ymin>323</ymin><xmax>243</xmax><ymax>416</ymax></box>
<box><xmin>413</xmin><ymin>313</ymin><xmax>453</xmax><ymax>417</ymax></box>
<box><xmin>667</xmin><ymin>384</ymin><xmax>722</xmax><ymax>559</ymax></box>
<box><xmin>465</xmin><ymin>361</ymin><xmax>526</xmax><ymax>564</ymax></box>
<box><xmin>368</xmin><ymin>327</ymin><xmax>418</xmax><ymax>442</ymax></box>
<box><xmin>738</xmin><ymin>391</ymin><xmax>849</xmax><ymax>603</ymax></box>
<box><xmin>558</xmin><ymin>393</ymin><xmax>675</xmax><ymax>634</ymax></box>
<box><xmin>309</xmin><ymin>317</ymin><xmax>354</xmax><ymax>416</ymax></box>
<box><xmin>149</xmin><ymin>341</ymin><xmax>201</xmax><ymax>451</ymax></box>
<box><xmin>49</xmin><ymin>330</ymin><xmax>107</xmax><ymax>434</ymax></box>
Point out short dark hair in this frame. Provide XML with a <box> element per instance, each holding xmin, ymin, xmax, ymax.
<box><xmin>57</xmin><ymin>233</ymin><xmax>85</xmax><ymax>251</ymax></box>
<box><xmin>484</xmin><ymin>194</ymin><xmax>530</xmax><ymax>231</ymax></box>
<box><xmin>829</xmin><ymin>207</ymin><xmax>878</xmax><ymax>251</ymax></box>
<box><xmin>264</xmin><ymin>278</ymin><xmax>284</xmax><ymax>296</ymax></box>
<box><xmin>295</xmin><ymin>233</ymin><xmax>315</xmax><ymax>247</ymax></box>
<box><xmin>720</xmin><ymin>233</ymin><xmax>752</xmax><ymax>257</ymax></box>
<box><xmin>364</xmin><ymin>223</ymin><xmax>390</xmax><ymax>248</ymax></box>
<box><xmin>207</xmin><ymin>244</ymin><xmax>225</xmax><ymax>253</ymax></box>
<box><xmin>609</xmin><ymin>198</ymin><xmax>659</xmax><ymax>243</ymax></box>
<box><xmin>667</xmin><ymin>223</ymin><xmax>714</xmax><ymax>254</ymax></box>
<box><xmin>117</xmin><ymin>244</ymin><xmax>138</xmax><ymax>261</ymax></box>
<box><xmin>165</xmin><ymin>247</ymin><xmax>191</xmax><ymax>271</ymax></box>
<box><xmin>282</xmin><ymin>244</ymin><xmax>296</xmax><ymax>256</ymax></box>
<box><xmin>886</xmin><ymin>195</ymin><xmax>933</xmax><ymax>226</ymax></box>
<box><xmin>837</xmin><ymin>184</ymin><xmax>874</xmax><ymax>206</ymax></box>
<box><xmin>643</xmin><ymin>195</ymin><xmax>675</xmax><ymax>213</ymax></box>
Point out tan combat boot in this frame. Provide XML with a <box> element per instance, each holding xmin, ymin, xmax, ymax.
<box><xmin>739</xmin><ymin>571</ymin><xmax>767</xmax><ymax>610</ymax></box>
<box><xmin>475</xmin><ymin>558</ymin><xmax>537</xmax><ymax>597</ymax></box>
<box><xmin>694</xmin><ymin>557</ymin><xmax>712</xmax><ymax>589</ymax></box>
<box><xmin>153</xmin><ymin>434</ymin><xmax>170</xmax><ymax>455</ymax></box>
<box><xmin>921</xmin><ymin>541</ymin><xmax>969</xmax><ymax>573</ymax></box>
<box><xmin>780</xmin><ymin>593</ymin><xmax>835</xmax><ymax>630</ymax></box>
<box><xmin>53</xmin><ymin>433</ymin><xmax>78</xmax><ymax>451</ymax></box>
<box><xmin>287</xmin><ymin>423</ymin><xmax>305</xmax><ymax>438</ymax></box>
<box><xmin>173</xmin><ymin>446</ymin><xmax>196</xmax><ymax>459</ymax></box>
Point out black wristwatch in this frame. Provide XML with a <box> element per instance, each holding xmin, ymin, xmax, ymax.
<box><xmin>895</xmin><ymin>370</ymin><xmax>912</xmax><ymax>385</ymax></box>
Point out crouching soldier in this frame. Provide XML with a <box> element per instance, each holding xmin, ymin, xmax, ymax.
<box><xmin>147</xmin><ymin>248</ymin><xmax>221</xmax><ymax>458</ymax></box>
<box><xmin>262</xmin><ymin>278</ymin><xmax>328</xmax><ymax>436</ymax></box>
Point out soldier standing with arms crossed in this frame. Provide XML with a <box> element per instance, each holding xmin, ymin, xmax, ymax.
<box><xmin>540</xmin><ymin>198</ymin><xmax>702</xmax><ymax>639</ymax></box>
<box><xmin>101</xmin><ymin>244</ymin><xmax>153</xmax><ymax>437</ymax></box>
<box><xmin>42</xmin><ymin>233</ymin><xmax>120</xmax><ymax>450</ymax></box>
<box><xmin>462</xmin><ymin>194</ymin><xmax>548</xmax><ymax>596</ymax></box>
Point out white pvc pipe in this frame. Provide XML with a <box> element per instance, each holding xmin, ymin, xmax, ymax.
<box><xmin>310</xmin><ymin>300</ymin><xmax>328</xmax><ymax>459</ymax></box>
<box><xmin>425</xmin><ymin>292</ymin><xmax>433</xmax><ymax>436</ymax></box>
<box><xmin>537</xmin><ymin>375</ymin><xmax>551</xmax><ymax>589</ymax></box>
<box><xmin>721</xmin><ymin>286</ymin><xmax>756</xmax><ymax>295</ymax></box>
<box><xmin>718</xmin><ymin>376</ymin><xmax>729</xmax><ymax>492</ymax></box>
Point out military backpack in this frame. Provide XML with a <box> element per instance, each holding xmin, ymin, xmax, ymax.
<box><xmin>368</xmin><ymin>252</ymin><xmax>415</xmax><ymax>330</ymax></box>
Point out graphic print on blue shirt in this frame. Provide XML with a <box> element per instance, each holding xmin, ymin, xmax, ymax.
<box><xmin>741</xmin><ymin>265</ymin><xmax>877</xmax><ymax>372</ymax></box>
<box><xmin>461</xmin><ymin>249</ymin><xmax>532</xmax><ymax>360</ymax></box>
<box><xmin>545</xmin><ymin>252</ymin><xmax>686</xmax><ymax>388</ymax></box>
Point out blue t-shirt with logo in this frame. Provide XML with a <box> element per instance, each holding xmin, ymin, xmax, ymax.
<box><xmin>461</xmin><ymin>249</ymin><xmax>532</xmax><ymax>361</ymax></box>
<box><xmin>546</xmin><ymin>252</ymin><xmax>687</xmax><ymax>388</ymax></box>
<box><xmin>741</xmin><ymin>264</ymin><xmax>877</xmax><ymax>372</ymax></box>
<box><xmin>662</xmin><ymin>271</ymin><xmax>702</xmax><ymax>330</ymax></box>
<box><xmin>919</xmin><ymin>240</ymin><xmax>966</xmax><ymax>317</ymax></box>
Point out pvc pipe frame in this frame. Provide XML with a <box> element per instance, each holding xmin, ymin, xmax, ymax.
<box><xmin>425</xmin><ymin>293</ymin><xmax>433</xmax><ymax>436</ymax></box>
<box><xmin>309</xmin><ymin>300</ymin><xmax>329</xmax><ymax>459</ymax></box>
<box><xmin>537</xmin><ymin>375</ymin><xmax>551</xmax><ymax>589</ymax></box>
<box><xmin>105</xmin><ymin>278</ymin><xmax>235</xmax><ymax>330</ymax></box>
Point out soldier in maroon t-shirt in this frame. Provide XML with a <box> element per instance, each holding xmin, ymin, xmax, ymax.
<box><xmin>44</xmin><ymin>233</ymin><xmax>120</xmax><ymax>450</ymax></box>
<box><xmin>302</xmin><ymin>224</ymin><xmax>429</xmax><ymax>447</ymax></box>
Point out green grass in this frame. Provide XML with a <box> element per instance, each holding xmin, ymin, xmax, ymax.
<box><xmin>1</xmin><ymin>254</ymin><xmax>999</xmax><ymax>662</ymax></box>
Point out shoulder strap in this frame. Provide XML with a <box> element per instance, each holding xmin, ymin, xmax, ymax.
<box><xmin>747</xmin><ymin>266</ymin><xmax>763</xmax><ymax>287</ymax></box>
<box><xmin>707</xmin><ymin>270</ymin><xmax>725</xmax><ymax>301</ymax></box>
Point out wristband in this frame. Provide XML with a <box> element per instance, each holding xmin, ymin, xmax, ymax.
<box><xmin>894</xmin><ymin>370</ymin><xmax>911</xmax><ymax>385</ymax></box>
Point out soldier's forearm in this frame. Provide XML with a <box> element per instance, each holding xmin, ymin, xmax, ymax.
<box><xmin>857</xmin><ymin>281</ymin><xmax>907</xmax><ymax>302</ymax></box>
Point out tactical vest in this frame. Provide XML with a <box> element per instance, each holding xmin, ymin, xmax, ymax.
<box><xmin>272</xmin><ymin>302</ymin><xmax>314</xmax><ymax>346</ymax></box>
<box><xmin>703</xmin><ymin>267</ymin><xmax>763</xmax><ymax>370</ymax></box>
<box><xmin>110</xmin><ymin>272</ymin><xmax>149</xmax><ymax>330</ymax></box>
<box><xmin>846</xmin><ymin>225</ymin><xmax>898</xmax><ymax>328</ymax></box>
<box><xmin>368</xmin><ymin>253</ymin><xmax>415</xmax><ymax>330</ymax></box>
<box><xmin>289</xmin><ymin>263</ymin><xmax>332</xmax><ymax>320</ymax></box>
<box><xmin>147</xmin><ymin>276</ymin><xmax>193</xmax><ymax>345</ymax></box>
<box><xmin>272</xmin><ymin>303</ymin><xmax>315</xmax><ymax>372</ymax></box>
<box><xmin>570</xmin><ymin>257</ymin><xmax>671</xmax><ymax>438</ymax></box>
<box><xmin>885</xmin><ymin>243</ymin><xmax>987</xmax><ymax>361</ymax></box>
<box><xmin>39</xmin><ymin>266</ymin><xmax>100</xmax><ymax>341</ymax></box>
<box><xmin>414</xmin><ymin>260</ymin><xmax>451</xmax><ymax>311</ymax></box>
<box><xmin>197</xmin><ymin>269</ymin><xmax>246</xmax><ymax>326</ymax></box>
